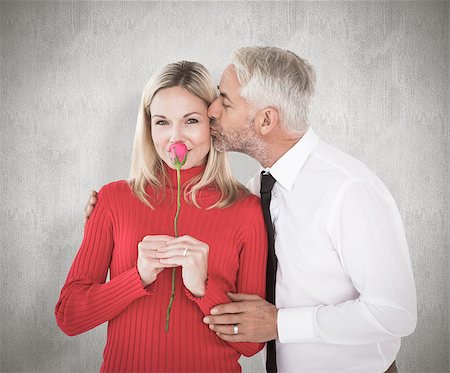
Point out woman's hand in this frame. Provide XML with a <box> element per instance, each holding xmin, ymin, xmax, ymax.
<box><xmin>156</xmin><ymin>235</ymin><xmax>209</xmax><ymax>297</ymax></box>
<box><xmin>137</xmin><ymin>235</ymin><xmax>177</xmax><ymax>287</ymax></box>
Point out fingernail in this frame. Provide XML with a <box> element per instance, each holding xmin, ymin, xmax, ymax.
<box><xmin>210</xmin><ymin>308</ymin><xmax>218</xmax><ymax>315</ymax></box>
<box><xmin>209</xmin><ymin>324</ymin><xmax>214</xmax><ymax>330</ymax></box>
<box><xmin>203</xmin><ymin>317</ymin><xmax>209</xmax><ymax>323</ymax></box>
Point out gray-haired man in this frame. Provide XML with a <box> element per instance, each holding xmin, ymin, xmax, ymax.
<box><xmin>86</xmin><ymin>47</ymin><xmax>416</xmax><ymax>373</ymax></box>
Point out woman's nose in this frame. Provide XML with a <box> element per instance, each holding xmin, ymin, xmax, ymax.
<box><xmin>169</xmin><ymin>123</ymin><xmax>185</xmax><ymax>143</ymax></box>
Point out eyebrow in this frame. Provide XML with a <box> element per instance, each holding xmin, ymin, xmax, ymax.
<box><xmin>217</xmin><ymin>86</ymin><xmax>232</xmax><ymax>102</ymax></box>
<box><xmin>151</xmin><ymin>112</ymin><xmax>201</xmax><ymax>119</ymax></box>
<box><xmin>183</xmin><ymin>112</ymin><xmax>201</xmax><ymax>117</ymax></box>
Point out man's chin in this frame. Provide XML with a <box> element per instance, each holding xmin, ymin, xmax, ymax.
<box><xmin>212</xmin><ymin>137</ymin><xmax>230</xmax><ymax>153</ymax></box>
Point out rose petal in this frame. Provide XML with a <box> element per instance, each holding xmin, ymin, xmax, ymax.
<box><xmin>169</xmin><ymin>142</ymin><xmax>188</xmax><ymax>164</ymax></box>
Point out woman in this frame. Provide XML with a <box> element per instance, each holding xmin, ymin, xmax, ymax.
<box><xmin>55</xmin><ymin>61</ymin><xmax>268</xmax><ymax>372</ymax></box>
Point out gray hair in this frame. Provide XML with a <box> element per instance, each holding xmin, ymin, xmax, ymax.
<box><xmin>232</xmin><ymin>46</ymin><xmax>316</xmax><ymax>133</ymax></box>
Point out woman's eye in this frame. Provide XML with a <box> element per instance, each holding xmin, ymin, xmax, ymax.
<box><xmin>154</xmin><ymin>120</ymin><xmax>168</xmax><ymax>126</ymax></box>
<box><xmin>186</xmin><ymin>118</ymin><xmax>199</xmax><ymax>124</ymax></box>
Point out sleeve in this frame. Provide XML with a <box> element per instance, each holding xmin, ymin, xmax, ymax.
<box><xmin>55</xmin><ymin>186</ymin><xmax>151</xmax><ymax>336</ymax></box>
<box><xmin>232</xmin><ymin>203</ymin><xmax>268</xmax><ymax>356</ymax></box>
<box><xmin>185</xmin><ymin>202</ymin><xmax>268</xmax><ymax>357</ymax></box>
<box><xmin>277</xmin><ymin>180</ymin><xmax>417</xmax><ymax>345</ymax></box>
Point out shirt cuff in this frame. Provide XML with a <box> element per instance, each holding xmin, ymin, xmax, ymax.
<box><xmin>277</xmin><ymin>306</ymin><xmax>318</xmax><ymax>343</ymax></box>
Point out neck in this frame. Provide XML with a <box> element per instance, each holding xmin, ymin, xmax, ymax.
<box><xmin>162</xmin><ymin>163</ymin><xmax>206</xmax><ymax>189</ymax></box>
<box><xmin>257</xmin><ymin>131</ymin><xmax>304</xmax><ymax>168</ymax></box>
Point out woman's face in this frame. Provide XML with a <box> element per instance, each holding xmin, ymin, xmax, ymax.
<box><xmin>150</xmin><ymin>86</ymin><xmax>212</xmax><ymax>169</ymax></box>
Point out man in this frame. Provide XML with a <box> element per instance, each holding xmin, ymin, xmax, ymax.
<box><xmin>85</xmin><ymin>47</ymin><xmax>416</xmax><ymax>372</ymax></box>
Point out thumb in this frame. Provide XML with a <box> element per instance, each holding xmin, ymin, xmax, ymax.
<box><xmin>227</xmin><ymin>292</ymin><xmax>261</xmax><ymax>302</ymax></box>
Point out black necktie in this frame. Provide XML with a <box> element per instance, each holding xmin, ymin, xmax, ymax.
<box><xmin>260</xmin><ymin>171</ymin><xmax>277</xmax><ymax>373</ymax></box>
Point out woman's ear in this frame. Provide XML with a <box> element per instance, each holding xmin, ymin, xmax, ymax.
<box><xmin>256</xmin><ymin>107</ymin><xmax>279</xmax><ymax>136</ymax></box>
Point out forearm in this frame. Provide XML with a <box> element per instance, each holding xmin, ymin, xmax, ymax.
<box><xmin>56</xmin><ymin>267</ymin><xmax>149</xmax><ymax>336</ymax></box>
<box><xmin>185</xmin><ymin>278</ymin><xmax>265</xmax><ymax>356</ymax></box>
<box><xmin>303</xmin><ymin>180</ymin><xmax>418</xmax><ymax>345</ymax></box>
<box><xmin>278</xmin><ymin>297</ymin><xmax>416</xmax><ymax>345</ymax></box>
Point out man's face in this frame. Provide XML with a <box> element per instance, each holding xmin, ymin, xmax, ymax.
<box><xmin>208</xmin><ymin>65</ymin><xmax>262</xmax><ymax>155</ymax></box>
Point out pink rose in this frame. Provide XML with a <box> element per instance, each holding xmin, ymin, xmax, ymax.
<box><xmin>165</xmin><ymin>141</ymin><xmax>188</xmax><ymax>332</ymax></box>
<box><xmin>169</xmin><ymin>142</ymin><xmax>188</xmax><ymax>167</ymax></box>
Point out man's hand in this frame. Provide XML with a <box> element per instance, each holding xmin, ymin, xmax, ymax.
<box><xmin>83</xmin><ymin>190</ymin><xmax>98</xmax><ymax>226</ymax></box>
<box><xmin>203</xmin><ymin>293</ymin><xmax>278</xmax><ymax>343</ymax></box>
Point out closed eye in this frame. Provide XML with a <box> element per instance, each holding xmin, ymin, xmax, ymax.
<box><xmin>221</xmin><ymin>97</ymin><xmax>231</xmax><ymax>108</ymax></box>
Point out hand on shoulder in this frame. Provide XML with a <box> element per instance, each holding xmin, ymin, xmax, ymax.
<box><xmin>83</xmin><ymin>190</ymin><xmax>98</xmax><ymax>226</ymax></box>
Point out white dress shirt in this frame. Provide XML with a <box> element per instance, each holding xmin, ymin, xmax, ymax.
<box><xmin>247</xmin><ymin>128</ymin><xmax>417</xmax><ymax>373</ymax></box>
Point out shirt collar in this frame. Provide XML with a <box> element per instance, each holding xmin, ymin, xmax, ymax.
<box><xmin>262</xmin><ymin>127</ymin><xmax>319</xmax><ymax>191</ymax></box>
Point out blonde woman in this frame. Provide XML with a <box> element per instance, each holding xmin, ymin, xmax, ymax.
<box><xmin>55</xmin><ymin>61</ymin><xmax>267</xmax><ymax>372</ymax></box>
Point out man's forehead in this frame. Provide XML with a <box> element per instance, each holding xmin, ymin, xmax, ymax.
<box><xmin>218</xmin><ymin>65</ymin><xmax>240</xmax><ymax>95</ymax></box>
<box><xmin>220</xmin><ymin>64</ymin><xmax>235</xmax><ymax>83</ymax></box>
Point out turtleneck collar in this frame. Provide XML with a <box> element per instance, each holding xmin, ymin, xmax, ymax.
<box><xmin>162</xmin><ymin>163</ymin><xmax>206</xmax><ymax>189</ymax></box>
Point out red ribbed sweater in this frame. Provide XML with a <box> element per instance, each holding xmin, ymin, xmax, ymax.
<box><xmin>55</xmin><ymin>165</ymin><xmax>267</xmax><ymax>372</ymax></box>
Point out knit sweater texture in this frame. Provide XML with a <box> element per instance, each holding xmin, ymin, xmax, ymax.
<box><xmin>55</xmin><ymin>165</ymin><xmax>267</xmax><ymax>372</ymax></box>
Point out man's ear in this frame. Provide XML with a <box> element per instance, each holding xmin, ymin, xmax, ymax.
<box><xmin>256</xmin><ymin>107</ymin><xmax>279</xmax><ymax>136</ymax></box>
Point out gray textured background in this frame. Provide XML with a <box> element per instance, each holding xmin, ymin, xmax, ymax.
<box><xmin>1</xmin><ymin>1</ymin><xmax>448</xmax><ymax>372</ymax></box>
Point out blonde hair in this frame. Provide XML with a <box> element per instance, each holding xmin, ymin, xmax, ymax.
<box><xmin>129</xmin><ymin>61</ymin><xmax>247</xmax><ymax>209</ymax></box>
<box><xmin>232</xmin><ymin>46</ymin><xmax>316</xmax><ymax>134</ymax></box>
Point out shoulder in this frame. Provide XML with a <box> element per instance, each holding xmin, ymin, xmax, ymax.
<box><xmin>238</xmin><ymin>193</ymin><xmax>261</xmax><ymax>207</ymax></box>
<box><xmin>310</xmin><ymin>142</ymin><xmax>389</xmax><ymax>192</ymax></box>
<box><xmin>229</xmin><ymin>193</ymin><xmax>263</xmax><ymax>221</ymax></box>
<box><xmin>308</xmin><ymin>142</ymin><xmax>394</xmax><ymax>203</ymax></box>
<box><xmin>97</xmin><ymin>180</ymin><xmax>132</xmax><ymax>201</ymax></box>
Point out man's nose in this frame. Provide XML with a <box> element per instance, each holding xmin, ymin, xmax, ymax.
<box><xmin>208</xmin><ymin>98</ymin><xmax>220</xmax><ymax>119</ymax></box>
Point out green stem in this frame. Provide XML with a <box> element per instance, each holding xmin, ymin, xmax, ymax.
<box><xmin>174</xmin><ymin>167</ymin><xmax>181</xmax><ymax>237</ymax></box>
<box><xmin>165</xmin><ymin>166</ymin><xmax>181</xmax><ymax>332</ymax></box>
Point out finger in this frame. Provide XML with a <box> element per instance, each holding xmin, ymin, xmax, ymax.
<box><xmin>157</xmin><ymin>243</ymin><xmax>201</xmax><ymax>252</ymax></box>
<box><xmin>166</xmin><ymin>235</ymin><xmax>201</xmax><ymax>245</ymax></box>
<box><xmin>91</xmin><ymin>190</ymin><xmax>98</xmax><ymax>197</ymax></box>
<box><xmin>159</xmin><ymin>256</ymin><xmax>190</xmax><ymax>266</ymax></box>
<box><xmin>85</xmin><ymin>204</ymin><xmax>94</xmax><ymax>216</ymax></box>
<box><xmin>139</xmin><ymin>239</ymin><xmax>174</xmax><ymax>252</ymax></box>
<box><xmin>89</xmin><ymin>195</ymin><xmax>97</xmax><ymax>205</ymax></box>
<box><xmin>215</xmin><ymin>332</ymin><xmax>246</xmax><ymax>343</ymax></box>
<box><xmin>210</xmin><ymin>301</ymin><xmax>248</xmax><ymax>316</ymax></box>
<box><xmin>154</xmin><ymin>262</ymin><xmax>178</xmax><ymax>269</ymax></box>
<box><xmin>141</xmin><ymin>258</ymin><xmax>177</xmax><ymax>269</ymax></box>
<box><xmin>208</xmin><ymin>323</ymin><xmax>242</xmax><ymax>335</ymax></box>
<box><xmin>83</xmin><ymin>217</ymin><xmax>88</xmax><ymax>226</ymax></box>
<box><xmin>203</xmin><ymin>314</ymin><xmax>243</xmax><ymax>326</ymax></box>
<box><xmin>154</xmin><ymin>248</ymin><xmax>197</xmax><ymax>259</ymax></box>
<box><xmin>227</xmin><ymin>293</ymin><xmax>262</xmax><ymax>302</ymax></box>
<box><xmin>138</xmin><ymin>242</ymin><xmax>160</xmax><ymax>251</ymax></box>
<box><xmin>142</xmin><ymin>235</ymin><xmax>174</xmax><ymax>242</ymax></box>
